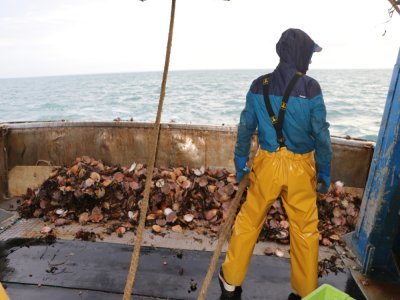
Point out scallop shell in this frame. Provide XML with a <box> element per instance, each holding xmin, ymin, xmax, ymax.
<box><xmin>193</xmin><ymin>166</ymin><xmax>205</xmax><ymax>176</ymax></box>
<box><xmin>78</xmin><ymin>168</ymin><xmax>86</xmax><ymax>178</ymax></box>
<box><xmin>54</xmin><ymin>218</ymin><xmax>68</xmax><ymax>226</ymax></box>
<box><xmin>85</xmin><ymin>178</ymin><xmax>94</xmax><ymax>188</ymax></box>
<box><xmin>172</xmin><ymin>225</ymin><xmax>183</xmax><ymax>233</ymax></box>
<box><xmin>79</xmin><ymin>212</ymin><xmax>89</xmax><ymax>225</ymax></box>
<box><xmin>198</xmin><ymin>177</ymin><xmax>208</xmax><ymax>187</ymax></box>
<box><xmin>183</xmin><ymin>214</ymin><xmax>194</xmax><ymax>223</ymax></box>
<box><xmin>152</xmin><ymin>224</ymin><xmax>162</xmax><ymax>233</ymax></box>
<box><xmin>129</xmin><ymin>181</ymin><xmax>140</xmax><ymax>190</ymax></box>
<box><xmin>208</xmin><ymin>185</ymin><xmax>217</xmax><ymax>193</ymax></box>
<box><xmin>264</xmin><ymin>246</ymin><xmax>274</xmax><ymax>256</ymax></box>
<box><xmin>90</xmin><ymin>206</ymin><xmax>103</xmax><ymax>223</ymax></box>
<box><xmin>280</xmin><ymin>220</ymin><xmax>290</xmax><ymax>229</ymax></box>
<box><xmin>128</xmin><ymin>162</ymin><xmax>137</xmax><ymax>173</ymax></box>
<box><xmin>332</xmin><ymin>207</ymin><xmax>342</xmax><ymax>218</ymax></box>
<box><xmin>329</xmin><ymin>234</ymin><xmax>340</xmax><ymax>241</ymax></box>
<box><xmin>204</xmin><ymin>209</ymin><xmax>218</xmax><ymax>221</ymax></box>
<box><xmin>156</xmin><ymin>219</ymin><xmax>167</xmax><ymax>227</ymax></box>
<box><xmin>55</xmin><ymin>209</ymin><xmax>65</xmax><ymax>215</ymax></box>
<box><xmin>69</xmin><ymin>164</ymin><xmax>80</xmax><ymax>175</ymax></box>
<box><xmin>116</xmin><ymin>226</ymin><xmax>126</xmax><ymax>237</ymax></box>
<box><xmin>274</xmin><ymin>248</ymin><xmax>285</xmax><ymax>257</ymax></box>
<box><xmin>113</xmin><ymin>172</ymin><xmax>125</xmax><ymax>183</ymax></box>
<box><xmin>82</xmin><ymin>156</ymin><xmax>92</xmax><ymax>164</ymax></box>
<box><xmin>177</xmin><ymin>175</ymin><xmax>187</xmax><ymax>183</ymax></box>
<box><xmin>40</xmin><ymin>226</ymin><xmax>52</xmax><ymax>234</ymax></box>
<box><xmin>33</xmin><ymin>208</ymin><xmax>43</xmax><ymax>218</ymax></box>
<box><xmin>90</xmin><ymin>172</ymin><xmax>101</xmax><ymax>182</ymax></box>
<box><xmin>102</xmin><ymin>179</ymin><xmax>113</xmax><ymax>187</ymax></box>
<box><xmin>166</xmin><ymin>211</ymin><xmax>177</xmax><ymax>223</ymax></box>
<box><xmin>276</xmin><ymin>229</ymin><xmax>289</xmax><ymax>240</ymax></box>
<box><xmin>156</xmin><ymin>179</ymin><xmax>165</xmax><ymax>188</ymax></box>
<box><xmin>95</xmin><ymin>188</ymin><xmax>105</xmax><ymax>198</ymax></box>
<box><xmin>164</xmin><ymin>208</ymin><xmax>173</xmax><ymax>216</ymax></box>
<box><xmin>146</xmin><ymin>213</ymin><xmax>156</xmax><ymax>221</ymax></box>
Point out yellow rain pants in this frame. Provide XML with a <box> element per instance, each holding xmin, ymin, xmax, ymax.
<box><xmin>222</xmin><ymin>147</ymin><xmax>319</xmax><ymax>297</ymax></box>
<box><xmin>0</xmin><ymin>282</ymin><xmax>9</xmax><ymax>300</ymax></box>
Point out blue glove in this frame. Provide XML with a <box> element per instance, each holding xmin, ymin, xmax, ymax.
<box><xmin>317</xmin><ymin>164</ymin><xmax>331</xmax><ymax>193</ymax></box>
<box><xmin>234</xmin><ymin>154</ymin><xmax>250</xmax><ymax>183</ymax></box>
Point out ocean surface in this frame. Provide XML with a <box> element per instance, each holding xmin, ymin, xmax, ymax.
<box><xmin>0</xmin><ymin>69</ymin><xmax>393</xmax><ymax>141</ymax></box>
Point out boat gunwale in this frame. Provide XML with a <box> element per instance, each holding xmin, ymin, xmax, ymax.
<box><xmin>0</xmin><ymin>121</ymin><xmax>376</xmax><ymax>149</ymax></box>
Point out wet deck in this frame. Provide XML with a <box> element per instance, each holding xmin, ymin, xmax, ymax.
<box><xmin>0</xmin><ymin>206</ymin><xmax>367</xmax><ymax>299</ymax></box>
<box><xmin>0</xmin><ymin>238</ymin><xmax>365</xmax><ymax>300</ymax></box>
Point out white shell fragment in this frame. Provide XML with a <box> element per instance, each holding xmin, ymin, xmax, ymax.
<box><xmin>156</xmin><ymin>178</ymin><xmax>165</xmax><ymax>188</ymax></box>
<box><xmin>56</xmin><ymin>209</ymin><xmax>65</xmax><ymax>215</ymax></box>
<box><xmin>164</xmin><ymin>208</ymin><xmax>173</xmax><ymax>216</ymax></box>
<box><xmin>275</xmin><ymin>248</ymin><xmax>285</xmax><ymax>257</ymax></box>
<box><xmin>128</xmin><ymin>162</ymin><xmax>137</xmax><ymax>173</ymax></box>
<box><xmin>40</xmin><ymin>226</ymin><xmax>52</xmax><ymax>234</ymax></box>
<box><xmin>183</xmin><ymin>214</ymin><xmax>194</xmax><ymax>223</ymax></box>
<box><xmin>193</xmin><ymin>166</ymin><xmax>205</xmax><ymax>176</ymax></box>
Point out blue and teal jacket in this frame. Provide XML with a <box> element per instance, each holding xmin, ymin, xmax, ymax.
<box><xmin>235</xmin><ymin>28</ymin><xmax>332</xmax><ymax>172</ymax></box>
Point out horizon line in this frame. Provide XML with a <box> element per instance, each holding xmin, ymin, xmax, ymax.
<box><xmin>0</xmin><ymin>67</ymin><xmax>393</xmax><ymax>80</ymax></box>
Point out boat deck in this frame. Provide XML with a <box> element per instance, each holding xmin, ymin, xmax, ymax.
<box><xmin>0</xmin><ymin>237</ymin><xmax>364</xmax><ymax>300</ymax></box>
<box><xmin>0</xmin><ymin>209</ymin><xmax>366</xmax><ymax>300</ymax></box>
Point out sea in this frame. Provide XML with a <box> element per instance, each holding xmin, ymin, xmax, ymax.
<box><xmin>0</xmin><ymin>69</ymin><xmax>393</xmax><ymax>141</ymax></box>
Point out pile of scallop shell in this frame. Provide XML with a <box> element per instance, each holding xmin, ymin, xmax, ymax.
<box><xmin>18</xmin><ymin>156</ymin><xmax>240</xmax><ymax>238</ymax></box>
<box><xmin>258</xmin><ymin>181</ymin><xmax>361</xmax><ymax>248</ymax></box>
<box><xmin>18</xmin><ymin>156</ymin><xmax>361</xmax><ymax>247</ymax></box>
<box><xmin>316</xmin><ymin>181</ymin><xmax>361</xmax><ymax>247</ymax></box>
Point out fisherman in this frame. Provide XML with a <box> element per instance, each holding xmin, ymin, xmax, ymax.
<box><xmin>218</xmin><ymin>28</ymin><xmax>332</xmax><ymax>300</ymax></box>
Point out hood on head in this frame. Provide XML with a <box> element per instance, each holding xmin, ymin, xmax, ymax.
<box><xmin>276</xmin><ymin>28</ymin><xmax>320</xmax><ymax>73</ymax></box>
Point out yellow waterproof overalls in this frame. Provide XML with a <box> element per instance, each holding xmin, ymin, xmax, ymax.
<box><xmin>222</xmin><ymin>148</ymin><xmax>318</xmax><ymax>297</ymax></box>
<box><xmin>222</xmin><ymin>73</ymin><xmax>319</xmax><ymax>297</ymax></box>
<box><xmin>0</xmin><ymin>282</ymin><xmax>10</xmax><ymax>300</ymax></box>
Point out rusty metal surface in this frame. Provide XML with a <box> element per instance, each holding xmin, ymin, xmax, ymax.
<box><xmin>0</xmin><ymin>121</ymin><xmax>374</xmax><ymax>201</ymax></box>
<box><xmin>0</xmin><ymin>126</ymin><xmax>9</xmax><ymax>201</ymax></box>
<box><xmin>330</xmin><ymin>137</ymin><xmax>374</xmax><ymax>187</ymax></box>
<box><xmin>350</xmin><ymin>268</ymin><xmax>400</xmax><ymax>300</ymax></box>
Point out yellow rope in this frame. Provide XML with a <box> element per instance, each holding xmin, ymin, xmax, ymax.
<box><xmin>197</xmin><ymin>174</ymin><xmax>250</xmax><ymax>300</ymax></box>
<box><xmin>388</xmin><ymin>0</ymin><xmax>400</xmax><ymax>15</ymax></box>
<box><xmin>122</xmin><ymin>1</ymin><xmax>176</xmax><ymax>299</ymax></box>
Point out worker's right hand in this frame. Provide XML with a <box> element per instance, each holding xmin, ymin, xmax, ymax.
<box><xmin>234</xmin><ymin>154</ymin><xmax>250</xmax><ymax>183</ymax></box>
<box><xmin>316</xmin><ymin>164</ymin><xmax>330</xmax><ymax>193</ymax></box>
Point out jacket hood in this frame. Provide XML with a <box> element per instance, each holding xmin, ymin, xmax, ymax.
<box><xmin>276</xmin><ymin>28</ymin><xmax>317</xmax><ymax>73</ymax></box>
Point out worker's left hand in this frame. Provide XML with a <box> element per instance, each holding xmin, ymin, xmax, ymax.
<box><xmin>317</xmin><ymin>164</ymin><xmax>331</xmax><ymax>193</ymax></box>
<box><xmin>234</xmin><ymin>154</ymin><xmax>250</xmax><ymax>183</ymax></box>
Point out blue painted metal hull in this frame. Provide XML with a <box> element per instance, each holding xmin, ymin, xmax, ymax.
<box><xmin>351</xmin><ymin>48</ymin><xmax>400</xmax><ymax>279</ymax></box>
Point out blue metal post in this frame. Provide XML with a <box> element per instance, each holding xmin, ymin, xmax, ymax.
<box><xmin>351</xmin><ymin>48</ymin><xmax>400</xmax><ymax>278</ymax></box>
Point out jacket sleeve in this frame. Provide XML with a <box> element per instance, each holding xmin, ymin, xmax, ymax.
<box><xmin>310</xmin><ymin>92</ymin><xmax>332</xmax><ymax>172</ymax></box>
<box><xmin>234</xmin><ymin>90</ymin><xmax>258</xmax><ymax>157</ymax></box>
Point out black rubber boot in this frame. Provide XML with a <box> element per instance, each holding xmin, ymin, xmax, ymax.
<box><xmin>218</xmin><ymin>268</ymin><xmax>242</xmax><ymax>300</ymax></box>
<box><xmin>288</xmin><ymin>292</ymin><xmax>302</xmax><ymax>300</ymax></box>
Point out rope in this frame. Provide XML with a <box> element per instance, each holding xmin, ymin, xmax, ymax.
<box><xmin>197</xmin><ymin>174</ymin><xmax>250</xmax><ymax>300</ymax></box>
<box><xmin>122</xmin><ymin>1</ymin><xmax>176</xmax><ymax>299</ymax></box>
<box><xmin>388</xmin><ymin>0</ymin><xmax>400</xmax><ymax>15</ymax></box>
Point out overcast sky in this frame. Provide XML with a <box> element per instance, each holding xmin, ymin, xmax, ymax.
<box><xmin>1</xmin><ymin>0</ymin><xmax>399</xmax><ymax>78</ymax></box>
